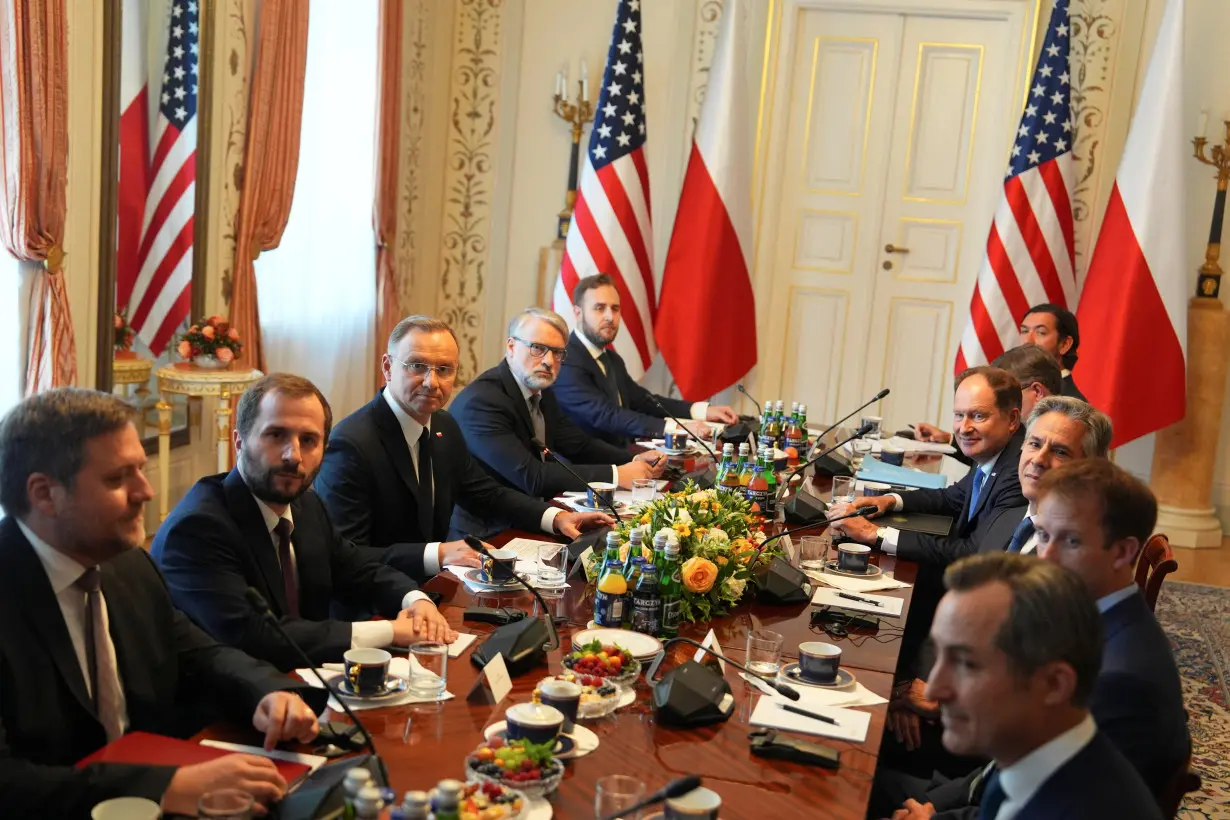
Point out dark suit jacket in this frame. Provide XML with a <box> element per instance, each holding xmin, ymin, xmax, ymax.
<box><xmin>0</xmin><ymin>517</ymin><xmax>320</xmax><ymax>817</ymax></box>
<box><xmin>894</xmin><ymin>429</ymin><xmax>1027</xmax><ymax>564</ymax></box>
<box><xmin>1007</xmin><ymin>730</ymin><xmax>1161</xmax><ymax>819</ymax></box>
<box><xmin>1061</xmin><ymin>372</ymin><xmax>1087</xmax><ymax>402</ymax></box>
<box><xmin>151</xmin><ymin>470</ymin><xmax>419</xmax><ymax>671</ymax></box>
<box><xmin>554</xmin><ymin>331</ymin><xmax>692</xmax><ymax>446</ymax></box>
<box><xmin>449</xmin><ymin>360</ymin><xmax>631</xmax><ymax>498</ymax></box>
<box><xmin>314</xmin><ymin>392</ymin><xmax>552</xmax><ymax>578</ymax></box>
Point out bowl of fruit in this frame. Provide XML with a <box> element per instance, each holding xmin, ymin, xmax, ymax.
<box><xmin>562</xmin><ymin>639</ymin><xmax>641</xmax><ymax>687</ymax></box>
<box><xmin>535</xmin><ymin>672</ymin><xmax>623</xmax><ymax>720</ymax></box>
<box><xmin>455</xmin><ymin>780</ymin><xmax>529</xmax><ymax>820</ymax></box>
<box><xmin>466</xmin><ymin>736</ymin><xmax>564</xmax><ymax>799</ymax></box>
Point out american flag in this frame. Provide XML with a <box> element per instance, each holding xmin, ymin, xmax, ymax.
<box><xmin>956</xmin><ymin>0</ymin><xmax>1076</xmax><ymax>372</ymax></box>
<box><xmin>117</xmin><ymin>0</ymin><xmax>199</xmax><ymax>356</ymax></box>
<box><xmin>553</xmin><ymin>0</ymin><xmax>656</xmax><ymax>381</ymax></box>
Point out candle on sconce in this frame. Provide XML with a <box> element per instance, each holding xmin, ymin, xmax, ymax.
<box><xmin>555</xmin><ymin>70</ymin><xmax>563</xmax><ymax>97</ymax></box>
<box><xmin>1197</xmin><ymin>106</ymin><xmax>1209</xmax><ymax>138</ymax></box>
<box><xmin>580</xmin><ymin>58</ymin><xmax>589</xmax><ymax>101</ymax></box>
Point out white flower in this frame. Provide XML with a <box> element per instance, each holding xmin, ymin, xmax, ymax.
<box><xmin>752</xmin><ymin>531</ymin><xmax>767</xmax><ymax>545</ymax></box>
<box><xmin>687</xmin><ymin>491</ymin><xmax>710</xmax><ymax>504</ymax></box>
<box><xmin>674</xmin><ymin>508</ymin><xmax>694</xmax><ymax>526</ymax></box>
<box><xmin>723</xmin><ymin>576</ymin><xmax>748</xmax><ymax>598</ymax></box>
<box><xmin>704</xmin><ymin>527</ymin><xmax>729</xmax><ymax>545</ymax></box>
<box><xmin>654</xmin><ymin>527</ymin><xmax>680</xmax><ymax>548</ymax></box>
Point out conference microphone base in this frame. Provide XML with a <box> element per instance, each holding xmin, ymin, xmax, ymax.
<box><xmin>652</xmin><ymin>660</ymin><xmax>736</xmax><ymax>727</ymax></box>
<box><xmin>278</xmin><ymin>754</ymin><xmax>387</xmax><ymax>820</ymax></box>
<box><xmin>755</xmin><ymin>557</ymin><xmax>813</xmax><ymax>606</ymax></box>
<box><xmin>470</xmin><ymin>616</ymin><xmax>552</xmax><ymax>677</ymax></box>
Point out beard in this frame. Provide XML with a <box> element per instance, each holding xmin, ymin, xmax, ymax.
<box><xmin>241</xmin><ymin>449</ymin><xmax>319</xmax><ymax>505</ymax></box>
<box><xmin>581</xmin><ymin>318</ymin><xmax>618</xmax><ymax>347</ymax></box>
<box><xmin>522</xmin><ymin>368</ymin><xmax>557</xmax><ymax>391</ymax></box>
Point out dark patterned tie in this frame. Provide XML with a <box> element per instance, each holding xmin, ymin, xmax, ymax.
<box><xmin>273</xmin><ymin>518</ymin><xmax>299</xmax><ymax>618</ymax></box>
<box><xmin>528</xmin><ymin>393</ymin><xmax>547</xmax><ymax>446</ymax></box>
<box><xmin>1007</xmin><ymin>516</ymin><xmax>1036</xmax><ymax>553</ymax></box>
<box><xmin>598</xmin><ymin>350</ymin><xmax>622</xmax><ymax>405</ymax></box>
<box><xmin>417</xmin><ymin>426</ymin><xmax>435</xmax><ymax>537</ymax></box>
<box><xmin>978</xmin><ymin>768</ymin><xmax>1006</xmax><ymax>820</ymax></box>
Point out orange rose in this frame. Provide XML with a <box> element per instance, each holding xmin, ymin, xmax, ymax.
<box><xmin>228</xmin><ymin>327</ymin><xmax>240</xmax><ymax>341</ymax></box>
<box><xmin>176</xmin><ymin>340</ymin><xmax>192</xmax><ymax>359</ymax></box>
<box><xmin>215</xmin><ymin>347</ymin><xmax>235</xmax><ymax>364</ymax></box>
<box><xmin>201</xmin><ymin>326</ymin><xmax>215</xmax><ymax>340</ymax></box>
<box><xmin>208</xmin><ymin>314</ymin><xmax>225</xmax><ymax>325</ymax></box>
<box><xmin>188</xmin><ymin>325</ymin><xmax>200</xmax><ymax>334</ymax></box>
<box><xmin>680</xmin><ymin>556</ymin><xmax>718</xmax><ymax>594</ymax></box>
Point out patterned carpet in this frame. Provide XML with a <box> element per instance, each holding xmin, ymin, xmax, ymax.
<box><xmin>1156</xmin><ymin>581</ymin><xmax>1230</xmax><ymax>819</ymax></box>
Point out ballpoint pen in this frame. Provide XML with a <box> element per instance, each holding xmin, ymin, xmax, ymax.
<box><xmin>836</xmin><ymin>591</ymin><xmax>883</xmax><ymax>607</ymax></box>
<box><xmin>781</xmin><ymin>703</ymin><xmax>839</xmax><ymax>726</ymax></box>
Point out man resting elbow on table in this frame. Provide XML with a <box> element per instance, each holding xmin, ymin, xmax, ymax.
<box><xmin>152</xmin><ymin>374</ymin><xmax>458</xmax><ymax>674</ymax></box>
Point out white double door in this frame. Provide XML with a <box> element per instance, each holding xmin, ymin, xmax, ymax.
<box><xmin>755</xmin><ymin>0</ymin><xmax>1038</xmax><ymax>429</ymax></box>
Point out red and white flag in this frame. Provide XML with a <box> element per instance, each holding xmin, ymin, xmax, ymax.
<box><xmin>117</xmin><ymin>0</ymin><xmax>199</xmax><ymax>356</ymax></box>
<box><xmin>1075</xmin><ymin>0</ymin><xmax>1187</xmax><ymax>447</ymax></box>
<box><xmin>956</xmin><ymin>0</ymin><xmax>1076</xmax><ymax>372</ymax></box>
<box><xmin>553</xmin><ymin>0</ymin><xmax>656</xmax><ymax>381</ymax></box>
<box><xmin>656</xmin><ymin>0</ymin><xmax>756</xmax><ymax>400</ymax></box>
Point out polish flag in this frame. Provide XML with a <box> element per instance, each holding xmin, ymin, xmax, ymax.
<box><xmin>1074</xmin><ymin>0</ymin><xmax>1186</xmax><ymax>447</ymax></box>
<box><xmin>656</xmin><ymin>0</ymin><xmax>756</xmax><ymax>401</ymax></box>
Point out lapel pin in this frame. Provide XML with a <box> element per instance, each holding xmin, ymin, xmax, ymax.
<box><xmin>436</xmin><ymin>431</ymin><xmax>443</xmax><ymax>437</ymax></box>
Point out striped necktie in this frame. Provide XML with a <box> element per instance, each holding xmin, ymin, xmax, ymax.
<box><xmin>1007</xmin><ymin>516</ymin><xmax>1036</xmax><ymax>553</ymax></box>
<box><xmin>968</xmin><ymin>467</ymin><xmax>988</xmax><ymax>520</ymax></box>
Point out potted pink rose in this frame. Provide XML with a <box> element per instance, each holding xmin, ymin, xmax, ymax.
<box><xmin>177</xmin><ymin>316</ymin><xmax>243</xmax><ymax>369</ymax></box>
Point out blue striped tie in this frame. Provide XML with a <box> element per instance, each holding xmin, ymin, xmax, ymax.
<box><xmin>967</xmin><ymin>468</ymin><xmax>988</xmax><ymax>520</ymax></box>
<box><xmin>1007</xmin><ymin>516</ymin><xmax>1035</xmax><ymax>553</ymax></box>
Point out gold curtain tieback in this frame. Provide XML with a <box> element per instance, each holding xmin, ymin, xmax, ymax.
<box><xmin>44</xmin><ymin>244</ymin><xmax>64</xmax><ymax>273</ymax></box>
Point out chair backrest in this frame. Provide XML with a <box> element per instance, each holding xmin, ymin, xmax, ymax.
<box><xmin>1135</xmin><ymin>532</ymin><xmax>1179</xmax><ymax>612</ymax></box>
<box><xmin>1158</xmin><ymin>755</ymin><xmax>1201</xmax><ymax>819</ymax></box>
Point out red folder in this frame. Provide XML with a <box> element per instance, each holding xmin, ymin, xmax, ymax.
<box><xmin>76</xmin><ymin>731</ymin><xmax>311</xmax><ymax>784</ymax></box>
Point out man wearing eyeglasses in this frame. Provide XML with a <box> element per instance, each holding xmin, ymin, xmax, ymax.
<box><xmin>315</xmin><ymin>316</ymin><xmax>613</xmax><ymax>579</ymax></box>
<box><xmin>450</xmin><ymin>308</ymin><xmax>665</xmax><ymax>534</ymax></box>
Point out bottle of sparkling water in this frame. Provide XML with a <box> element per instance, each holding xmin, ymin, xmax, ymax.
<box><xmin>630</xmin><ymin>563</ymin><xmax>662</xmax><ymax>635</ymax></box>
<box><xmin>762</xmin><ymin>446</ymin><xmax>780</xmax><ymax>519</ymax></box>
<box><xmin>759</xmin><ymin>401</ymin><xmax>779</xmax><ymax>449</ymax></box>
<box><xmin>594</xmin><ymin>532</ymin><xmax>628</xmax><ymax>627</ymax></box>
<box><xmin>657</xmin><ymin>539</ymin><xmax>683</xmax><ymax>638</ymax></box>
<box><xmin>715</xmin><ymin>442</ymin><xmax>735</xmax><ymax>485</ymax></box>
<box><xmin>734</xmin><ymin>441</ymin><xmax>749</xmax><ymax>477</ymax></box>
<box><xmin>773</xmin><ymin>400</ymin><xmax>788</xmax><ymax>450</ymax></box>
<box><xmin>738</xmin><ymin>442</ymin><xmax>757</xmax><ymax>495</ymax></box>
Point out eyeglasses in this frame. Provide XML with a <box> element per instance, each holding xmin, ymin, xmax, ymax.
<box><xmin>511</xmin><ymin>336</ymin><xmax>568</xmax><ymax>362</ymax></box>
<box><xmin>391</xmin><ymin>357</ymin><xmax>457</xmax><ymax>380</ymax></box>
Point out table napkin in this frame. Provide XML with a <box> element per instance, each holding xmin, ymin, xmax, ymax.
<box><xmin>805</xmin><ymin>570</ymin><xmax>912</xmax><ymax>594</ymax></box>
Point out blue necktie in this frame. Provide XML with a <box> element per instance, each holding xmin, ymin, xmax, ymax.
<box><xmin>968</xmin><ymin>467</ymin><xmax>988</xmax><ymax>520</ymax></box>
<box><xmin>978</xmin><ymin>769</ymin><xmax>1006</xmax><ymax>820</ymax></box>
<box><xmin>1007</xmin><ymin>516</ymin><xmax>1035</xmax><ymax>553</ymax></box>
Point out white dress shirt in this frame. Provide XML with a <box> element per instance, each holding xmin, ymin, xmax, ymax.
<box><xmin>17</xmin><ymin>519</ymin><xmax>130</xmax><ymax>734</ymax></box>
<box><xmin>1018</xmin><ymin>503</ymin><xmax>1039</xmax><ymax>555</ymax></box>
<box><xmin>1096</xmin><ymin>584</ymin><xmax>1139</xmax><ymax>614</ymax></box>
<box><xmin>879</xmin><ymin>450</ymin><xmax>1002</xmax><ymax>554</ymax></box>
<box><xmin>575</xmin><ymin>331</ymin><xmax>710</xmax><ymax>420</ymax></box>
<box><xmin>383</xmin><ymin>389</ymin><xmax>562</xmax><ymax>544</ymax></box>
<box><xmin>516</xmin><ymin>378</ymin><xmax>621</xmax><ymax>487</ymax></box>
<box><xmin>251</xmin><ymin>496</ymin><xmax>427</xmax><ymax>650</ymax></box>
<box><xmin>992</xmin><ymin>713</ymin><xmax>1097</xmax><ymax>820</ymax></box>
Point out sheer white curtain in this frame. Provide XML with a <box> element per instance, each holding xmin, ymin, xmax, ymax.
<box><xmin>0</xmin><ymin>255</ymin><xmax>32</xmax><ymax>420</ymax></box>
<box><xmin>255</xmin><ymin>0</ymin><xmax>378</xmax><ymax>419</ymax></box>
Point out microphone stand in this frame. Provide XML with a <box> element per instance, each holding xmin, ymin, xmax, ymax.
<box><xmin>244</xmin><ymin>588</ymin><xmax>389</xmax><ymax>786</ymax></box>
<box><xmin>535</xmin><ymin>439</ymin><xmax>623</xmax><ymax>523</ymax></box>
<box><xmin>647</xmin><ymin>394</ymin><xmax>718</xmax><ymax>462</ymax></box>
<box><xmin>736</xmin><ymin>383</ymin><xmax>763</xmax><ymax>415</ymax></box>
<box><xmin>595</xmin><ymin>775</ymin><xmax>704</xmax><ymax>820</ymax></box>
<box><xmin>774</xmin><ymin>421</ymin><xmax>875</xmax><ymax>511</ymax></box>
<box><xmin>812</xmin><ymin>389</ymin><xmax>890</xmax><ymax>445</ymax></box>
<box><xmin>646</xmin><ymin>637</ymin><xmax>801</xmax><ymax>700</ymax></box>
<box><xmin>464</xmin><ymin>536</ymin><xmax>561</xmax><ymax>654</ymax></box>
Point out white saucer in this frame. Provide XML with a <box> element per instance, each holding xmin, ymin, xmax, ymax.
<box><xmin>483</xmin><ymin>721</ymin><xmax>599</xmax><ymax>759</ymax></box>
<box><xmin>570</xmin><ymin>627</ymin><xmax>663</xmax><ymax>661</ymax></box>
<box><xmin>823</xmin><ymin>560</ymin><xmax>884</xmax><ymax>578</ymax></box>
<box><xmin>780</xmin><ymin>663</ymin><xmax>856</xmax><ymax>689</ymax></box>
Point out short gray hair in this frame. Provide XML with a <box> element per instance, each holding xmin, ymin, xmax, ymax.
<box><xmin>388</xmin><ymin>315</ymin><xmax>458</xmax><ymax>355</ymax></box>
<box><xmin>508</xmin><ymin>308</ymin><xmax>568</xmax><ymax>343</ymax></box>
<box><xmin>945</xmin><ymin>553</ymin><xmax>1103</xmax><ymax>707</ymax></box>
<box><xmin>1025</xmin><ymin>396</ymin><xmax>1113</xmax><ymax>458</ymax></box>
<box><xmin>0</xmin><ymin>388</ymin><xmax>136</xmax><ymax>518</ymax></box>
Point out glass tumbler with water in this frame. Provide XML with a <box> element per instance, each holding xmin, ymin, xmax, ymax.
<box><xmin>407</xmin><ymin>641</ymin><xmax>449</xmax><ymax>698</ymax></box>
<box><xmin>745</xmin><ymin>628</ymin><xmax>784</xmax><ymax>678</ymax></box>
<box><xmin>832</xmin><ymin>475</ymin><xmax>857</xmax><ymax>505</ymax></box>
<box><xmin>595</xmin><ymin>774</ymin><xmax>646</xmax><ymax>820</ymax></box>
<box><xmin>198</xmin><ymin>789</ymin><xmax>254</xmax><ymax>820</ymax></box>
<box><xmin>537</xmin><ymin>542</ymin><xmax>567</xmax><ymax>587</ymax></box>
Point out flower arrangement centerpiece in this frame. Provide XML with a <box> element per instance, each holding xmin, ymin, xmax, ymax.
<box><xmin>113</xmin><ymin>308</ymin><xmax>136</xmax><ymax>358</ymax></box>
<box><xmin>586</xmin><ymin>481</ymin><xmax>780</xmax><ymax>624</ymax></box>
<box><xmin>177</xmin><ymin>315</ymin><xmax>243</xmax><ymax>369</ymax></box>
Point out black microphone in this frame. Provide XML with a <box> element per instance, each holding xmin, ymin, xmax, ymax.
<box><xmin>646</xmin><ymin>394</ymin><xmax>718</xmax><ymax>462</ymax></box>
<box><xmin>244</xmin><ymin>587</ymin><xmax>388</xmax><ymax>785</ymax></box>
<box><xmin>736</xmin><ymin>383</ymin><xmax>762</xmax><ymax>415</ymax></box>
<box><xmin>813</xmin><ymin>388</ymin><xmax>890</xmax><ymax>445</ymax></box>
<box><xmin>776</xmin><ymin>421</ymin><xmax>875</xmax><ymax>509</ymax></box>
<box><xmin>463</xmin><ymin>535</ymin><xmax>561</xmax><ymax>651</ymax></box>
<box><xmin>596</xmin><ymin>775</ymin><xmax>704</xmax><ymax>820</ymax></box>
<box><xmin>648</xmin><ymin>637</ymin><xmax>801</xmax><ymax>700</ymax></box>
<box><xmin>533</xmin><ymin>438</ymin><xmax>622</xmax><ymax>522</ymax></box>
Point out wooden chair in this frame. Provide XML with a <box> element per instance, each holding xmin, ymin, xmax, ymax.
<box><xmin>1159</xmin><ymin>756</ymin><xmax>1202</xmax><ymax>819</ymax></box>
<box><xmin>1135</xmin><ymin>532</ymin><xmax>1179</xmax><ymax>612</ymax></box>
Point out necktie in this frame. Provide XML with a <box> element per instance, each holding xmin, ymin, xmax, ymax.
<box><xmin>528</xmin><ymin>393</ymin><xmax>547</xmax><ymax>447</ymax></box>
<box><xmin>1007</xmin><ymin>516</ymin><xmax>1036</xmax><ymax>553</ymax></box>
<box><xmin>273</xmin><ymin>518</ymin><xmax>299</xmax><ymax>618</ymax></box>
<box><xmin>977</xmin><ymin>768</ymin><xmax>1006</xmax><ymax>820</ymax></box>
<box><xmin>416</xmin><ymin>427</ymin><xmax>435</xmax><ymax>537</ymax></box>
<box><xmin>598</xmin><ymin>351</ymin><xmax>622</xmax><ymax>406</ymax></box>
<box><xmin>968</xmin><ymin>467</ymin><xmax>988</xmax><ymax>520</ymax></box>
<box><xmin>74</xmin><ymin>568</ymin><xmax>124</xmax><ymax>742</ymax></box>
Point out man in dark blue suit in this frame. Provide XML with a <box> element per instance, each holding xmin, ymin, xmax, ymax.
<box><xmin>152</xmin><ymin>374</ymin><xmax>457</xmax><ymax>672</ymax></box>
<box><xmin>1019</xmin><ymin>303</ymin><xmax>1086</xmax><ymax>402</ymax></box>
<box><xmin>553</xmin><ymin>274</ymin><xmax>738</xmax><ymax>447</ymax></box>
<box><xmin>449</xmin><ymin>308</ymin><xmax>666</xmax><ymax>535</ymax></box>
<box><xmin>314</xmin><ymin>316</ymin><xmax>611</xmax><ymax>577</ymax></box>
<box><xmin>924</xmin><ymin>553</ymin><xmax>1161</xmax><ymax>820</ymax></box>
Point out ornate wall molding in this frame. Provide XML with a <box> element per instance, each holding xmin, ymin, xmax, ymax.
<box><xmin>395</xmin><ymin>0</ymin><xmax>431</xmax><ymax>316</ymax></box>
<box><xmin>437</xmin><ymin>0</ymin><xmax>505</xmax><ymax>385</ymax></box>
<box><xmin>210</xmin><ymin>0</ymin><xmax>253</xmax><ymax>309</ymax></box>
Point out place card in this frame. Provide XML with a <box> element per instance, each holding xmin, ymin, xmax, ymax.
<box><xmin>466</xmin><ymin>652</ymin><xmax>512</xmax><ymax>705</ymax></box>
<box><xmin>694</xmin><ymin>628</ymin><xmax>726</xmax><ymax>674</ymax></box>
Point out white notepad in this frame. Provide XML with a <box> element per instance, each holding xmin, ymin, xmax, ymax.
<box><xmin>749</xmin><ymin>699</ymin><xmax>872</xmax><ymax>743</ymax></box>
<box><xmin>811</xmin><ymin>586</ymin><xmax>905</xmax><ymax>617</ymax></box>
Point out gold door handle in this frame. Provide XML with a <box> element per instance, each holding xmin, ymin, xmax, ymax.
<box><xmin>885</xmin><ymin>243</ymin><xmax>910</xmax><ymax>254</ymax></box>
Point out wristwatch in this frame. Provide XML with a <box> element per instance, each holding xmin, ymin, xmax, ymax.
<box><xmin>874</xmin><ymin>527</ymin><xmax>888</xmax><ymax>551</ymax></box>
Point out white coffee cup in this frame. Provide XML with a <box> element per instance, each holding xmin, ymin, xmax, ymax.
<box><xmin>91</xmin><ymin>797</ymin><xmax>162</xmax><ymax>820</ymax></box>
<box><xmin>665</xmin><ymin>786</ymin><xmax>722</xmax><ymax>819</ymax></box>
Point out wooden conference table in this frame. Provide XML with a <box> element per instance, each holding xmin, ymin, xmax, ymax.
<box><xmin>199</xmin><ymin>444</ymin><xmax>960</xmax><ymax>817</ymax></box>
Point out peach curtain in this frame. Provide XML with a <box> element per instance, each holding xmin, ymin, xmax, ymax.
<box><xmin>373</xmin><ymin>0</ymin><xmax>402</xmax><ymax>386</ymax></box>
<box><xmin>0</xmin><ymin>0</ymin><xmax>73</xmax><ymax>395</ymax></box>
<box><xmin>230</xmin><ymin>0</ymin><xmax>309</xmax><ymax>372</ymax></box>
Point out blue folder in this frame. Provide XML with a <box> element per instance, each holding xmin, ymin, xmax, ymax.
<box><xmin>856</xmin><ymin>458</ymin><xmax>948</xmax><ymax>490</ymax></box>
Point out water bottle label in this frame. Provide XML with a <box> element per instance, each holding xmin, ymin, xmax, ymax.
<box><xmin>747</xmin><ymin>488</ymin><xmax>769</xmax><ymax>512</ymax></box>
<box><xmin>785</xmin><ymin>434</ymin><xmax>806</xmax><ymax>451</ymax></box>
<box><xmin>758</xmin><ymin>433</ymin><xmax>775</xmax><ymax>448</ymax></box>
<box><xmin>630</xmin><ymin>594</ymin><xmax>662</xmax><ymax>634</ymax></box>
<box><xmin>661</xmin><ymin>599</ymin><xmax>682</xmax><ymax>630</ymax></box>
<box><xmin>594</xmin><ymin>593</ymin><xmax>624</xmax><ymax>627</ymax></box>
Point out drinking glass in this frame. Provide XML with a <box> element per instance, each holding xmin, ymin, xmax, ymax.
<box><xmin>745</xmin><ymin>628</ymin><xmax>784</xmax><ymax>678</ymax></box>
<box><xmin>537</xmin><ymin>542</ymin><xmax>567</xmax><ymax>587</ymax></box>
<box><xmin>799</xmin><ymin>534</ymin><xmax>829</xmax><ymax>570</ymax></box>
<box><xmin>832</xmin><ymin>475</ymin><xmax>857</xmax><ymax>504</ymax></box>
<box><xmin>630</xmin><ymin>477</ymin><xmax>658</xmax><ymax>505</ymax></box>
<box><xmin>595</xmin><ymin>774</ymin><xmax>647</xmax><ymax>819</ymax></box>
<box><xmin>850</xmin><ymin>439</ymin><xmax>873</xmax><ymax>471</ymax></box>
<box><xmin>198</xmin><ymin>789</ymin><xmax>254</xmax><ymax>820</ymax></box>
<box><xmin>407</xmin><ymin>641</ymin><xmax>449</xmax><ymax>698</ymax></box>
